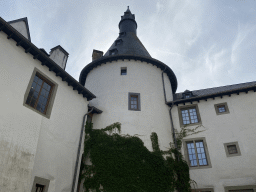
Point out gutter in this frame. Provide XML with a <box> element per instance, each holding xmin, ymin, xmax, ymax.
<box><xmin>71</xmin><ymin>107</ymin><xmax>93</xmax><ymax>192</ymax></box>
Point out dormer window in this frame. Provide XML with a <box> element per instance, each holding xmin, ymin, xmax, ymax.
<box><xmin>109</xmin><ymin>49</ymin><xmax>118</xmax><ymax>56</ymax></box>
<box><xmin>182</xmin><ymin>90</ymin><xmax>193</xmax><ymax>99</ymax></box>
<box><xmin>119</xmin><ymin>32</ymin><xmax>126</xmax><ymax>37</ymax></box>
<box><xmin>115</xmin><ymin>39</ymin><xmax>123</xmax><ymax>46</ymax></box>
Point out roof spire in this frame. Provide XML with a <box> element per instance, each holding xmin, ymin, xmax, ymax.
<box><xmin>119</xmin><ymin>6</ymin><xmax>137</xmax><ymax>34</ymax></box>
<box><xmin>125</xmin><ymin>6</ymin><xmax>131</xmax><ymax>13</ymax></box>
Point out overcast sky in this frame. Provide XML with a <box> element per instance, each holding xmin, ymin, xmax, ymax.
<box><xmin>1</xmin><ymin>0</ymin><xmax>256</xmax><ymax>93</ymax></box>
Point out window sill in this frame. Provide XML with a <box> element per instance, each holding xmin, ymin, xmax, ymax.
<box><xmin>181</xmin><ymin>122</ymin><xmax>202</xmax><ymax>128</ymax></box>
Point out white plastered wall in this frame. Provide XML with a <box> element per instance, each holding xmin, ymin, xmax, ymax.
<box><xmin>0</xmin><ymin>31</ymin><xmax>89</xmax><ymax>192</ymax></box>
<box><xmin>172</xmin><ymin>92</ymin><xmax>256</xmax><ymax>191</ymax></box>
<box><xmin>85</xmin><ymin>60</ymin><xmax>174</xmax><ymax>151</ymax></box>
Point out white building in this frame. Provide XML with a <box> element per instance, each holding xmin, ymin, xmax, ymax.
<box><xmin>1</xmin><ymin>7</ymin><xmax>256</xmax><ymax>192</ymax></box>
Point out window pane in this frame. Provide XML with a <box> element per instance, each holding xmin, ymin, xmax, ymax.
<box><xmin>37</xmin><ymin>78</ymin><xmax>43</xmax><ymax>85</ymax></box>
<box><xmin>227</xmin><ymin>145</ymin><xmax>238</xmax><ymax>154</ymax></box>
<box><xmin>195</xmin><ymin>141</ymin><xmax>208</xmax><ymax>166</ymax></box>
<box><xmin>189</xmin><ymin>108</ymin><xmax>198</xmax><ymax>124</ymax></box>
<box><xmin>218</xmin><ymin>105</ymin><xmax>226</xmax><ymax>113</ymax></box>
<box><xmin>187</xmin><ymin>142</ymin><xmax>197</xmax><ymax>166</ymax></box>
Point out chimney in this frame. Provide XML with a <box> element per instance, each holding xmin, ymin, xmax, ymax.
<box><xmin>92</xmin><ymin>50</ymin><xmax>103</xmax><ymax>61</ymax></box>
<box><xmin>49</xmin><ymin>45</ymin><xmax>69</xmax><ymax>70</ymax></box>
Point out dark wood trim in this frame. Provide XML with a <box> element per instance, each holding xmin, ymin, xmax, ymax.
<box><xmin>25</xmin><ymin>47</ymin><xmax>31</xmax><ymax>53</ymax></box>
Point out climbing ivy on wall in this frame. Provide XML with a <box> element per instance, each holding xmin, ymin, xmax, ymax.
<box><xmin>78</xmin><ymin>122</ymin><xmax>197</xmax><ymax>192</ymax></box>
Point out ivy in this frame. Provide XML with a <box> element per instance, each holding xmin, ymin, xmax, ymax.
<box><xmin>78</xmin><ymin>122</ymin><xmax>196</xmax><ymax>192</ymax></box>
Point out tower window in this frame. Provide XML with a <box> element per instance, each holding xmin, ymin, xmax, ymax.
<box><xmin>128</xmin><ymin>92</ymin><xmax>141</xmax><ymax>111</ymax></box>
<box><xmin>119</xmin><ymin>32</ymin><xmax>126</xmax><ymax>37</ymax></box>
<box><xmin>115</xmin><ymin>39</ymin><xmax>123</xmax><ymax>46</ymax></box>
<box><xmin>121</xmin><ymin>67</ymin><xmax>127</xmax><ymax>75</ymax></box>
<box><xmin>109</xmin><ymin>49</ymin><xmax>118</xmax><ymax>56</ymax></box>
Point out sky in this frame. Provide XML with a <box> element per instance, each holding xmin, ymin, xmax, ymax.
<box><xmin>1</xmin><ymin>0</ymin><xmax>256</xmax><ymax>93</ymax></box>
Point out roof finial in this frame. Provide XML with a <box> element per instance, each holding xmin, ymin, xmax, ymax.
<box><xmin>126</xmin><ymin>6</ymin><xmax>131</xmax><ymax>13</ymax></box>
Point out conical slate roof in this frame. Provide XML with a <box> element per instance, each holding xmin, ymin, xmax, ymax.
<box><xmin>79</xmin><ymin>8</ymin><xmax>178</xmax><ymax>93</ymax></box>
<box><xmin>103</xmin><ymin>7</ymin><xmax>151</xmax><ymax>58</ymax></box>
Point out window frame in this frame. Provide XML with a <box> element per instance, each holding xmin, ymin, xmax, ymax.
<box><xmin>24</xmin><ymin>68</ymin><xmax>58</xmax><ymax>119</ymax></box>
<box><xmin>214</xmin><ymin>102</ymin><xmax>230</xmax><ymax>115</ymax></box>
<box><xmin>178</xmin><ymin>104</ymin><xmax>202</xmax><ymax>127</ymax></box>
<box><xmin>223</xmin><ymin>141</ymin><xmax>241</xmax><ymax>157</ymax></box>
<box><xmin>224</xmin><ymin>185</ymin><xmax>256</xmax><ymax>192</ymax></box>
<box><xmin>31</xmin><ymin>176</ymin><xmax>50</xmax><ymax>192</ymax></box>
<box><xmin>121</xmin><ymin>67</ymin><xmax>127</xmax><ymax>75</ymax></box>
<box><xmin>182</xmin><ymin>137</ymin><xmax>212</xmax><ymax>169</ymax></box>
<box><xmin>128</xmin><ymin>92</ymin><xmax>141</xmax><ymax>111</ymax></box>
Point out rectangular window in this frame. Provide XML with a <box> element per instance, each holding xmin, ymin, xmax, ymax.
<box><xmin>178</xmin><ymin>104</ymin><xmax>201</xmax><ymax>126</ymax></box>
<box><xmin>214</xmin><ymin>102</ymin><xmax>229</xmax><ymax>115</ymax></box>
<box><xmin>186</xmin><ymin>140</ymin><xmax>208</xmax><ymax>166</ymax></box>
<box><xmin>225</xmin><ymin>185</ymin><xmax>256</xmax><ymax>192</ymax></box>
<box><xmin>24</xmin><ymin>68</ymin><xmax>58</xmax><ymax>119</ymax></box>
<box><xmin>25</xmin><ymin>73</ymin><xmax>54</xmax><ymax>114</ymax></box>
<box><xmin>224</xmin><ymin>142</ymin><xmax>241</xmax><ymax>157</ymax></box>
<box><xmin>183</xmin><ymin>137</ymin><xmax>212</xmax><ymax>169</ymax></box>
<box><xmin>128</xmin><ymin>92</ymin><xmax>141</xmax><ymax>111</ymax></box>
<box><xmin>31</xmin><ymin>176</ymin><xmax>50</xmax><ymax>192</ymax></box>
<box><xmin>121</xmin><ymin>67</ymin><xmax>127</xmax><ymax>75</ymax></box>
<box><xmin>36</xmin><ymin>184</ymin><xmax>45</xmax><ymax>192</ymax></box>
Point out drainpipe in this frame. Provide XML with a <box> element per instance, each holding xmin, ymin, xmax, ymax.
<box><xmin>161</xmin><ymin>67</ymin><xmax>178</xmax><ymax>150</ymax></box>
<box><xmin>169</xmin><ymin>103</ymin><xmax>178</xmax><ymax>150</ymax></box>
<box><xmin>71</xmin><ymin>107</ymin><xmax>94</xmax><ymax>192</ymax></box>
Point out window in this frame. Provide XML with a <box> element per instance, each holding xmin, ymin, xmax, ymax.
<box><xmin>183</xmin><ymin>137</ymin><xmax>212</xmax><ymax>169</ymax></box>
<box><xmin>119</xmin><ymin>32</ymin><xmax>126</xmax><ymax>37</ymax></box>
<box><xmin>178</xmin><ymin>104</ymin><xmax>201</xmax><ymax>127</ymax></box>
<box><xmin>115</xmin><ymin>39</ymin><xmax>123</xmax><ymax>46</ymax></box>
<box><xmin>109</xmin><ymin>49</ymin><xmax>118</xmax><ymax>56</ymax></box>
<box><xmin>224</xmin><ymin>142</ymin><xmax>241</xmax><ymax>157</ymax></box>
<box><xmin>128</xmin><ymin>92</ymin><xmax>141</xmax><ymax>111</ymax></box>
<box><xmin>31</xmin><ymin>176</ymin><xmax>50</xmax><ymax>192</ymax></box>
<box><xmin>214</xmin><ymin>102</ymin><xmax>229</xmax><ymax>115</ymax></box>
<box><xmin>24</xmin><ymin>68</ymin><xmax>57</xmax><ymax>118</ymax></box>
<box><xmin>224</xmin><ymin>185</ymin><xmax>256</xmax><ymax>192</ymax></box>
<box><xmin>121</xmin><ymin>67</ymin><xmax>127</xmax><ymax>75</ymax></box>
<box><xmin>36</xmin><ymin>184</ymin><xmax>45</xmax><ymax>192</ymax></box>
<box><xmin>25</xmin><ymin>73</ymin><xmax>53</xmax><ymax>114</ymax></box>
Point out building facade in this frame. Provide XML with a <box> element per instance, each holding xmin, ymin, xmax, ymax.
<box><xmin>0</xmin><ymin>7</ymin><xmax>256</xmax><ymax>192</ymax></box>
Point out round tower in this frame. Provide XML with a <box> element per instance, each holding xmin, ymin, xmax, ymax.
<box><xmin>79</xmin><ymin>7</ymin><xmax>177</xmax><ymax>150</ymax></box>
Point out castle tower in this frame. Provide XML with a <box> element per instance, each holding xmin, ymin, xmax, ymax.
<box><xmin>79</xmin><ymin>7</ymin><xmax>177</xmax><ymax>150</ymax></box>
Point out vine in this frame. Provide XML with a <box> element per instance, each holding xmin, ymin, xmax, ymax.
<box><xmin>78</xmin><ymin>122</ymin><xmax>204</xmax><ymax>192</ymax></box>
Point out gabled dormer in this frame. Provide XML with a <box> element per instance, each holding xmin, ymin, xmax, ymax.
<box><xmin>182</xmin><ymin>90</ymin><xmax>194</xmax><ymax>99</ymax></box>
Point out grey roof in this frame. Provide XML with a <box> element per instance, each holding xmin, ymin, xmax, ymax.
<box><xmin>173</xmin><ymin>81</ymin><xmax>256</xmax><ymax>101</ymax></box>
<box><xmin>104</xmin><ymin>32</ymin><xmax>151</xmax><ymax>57</ymax></box>
<box><xmin>103</xmin><ymin>7</ymin><xmax>150</xmax><ymax>58</ymax></box>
